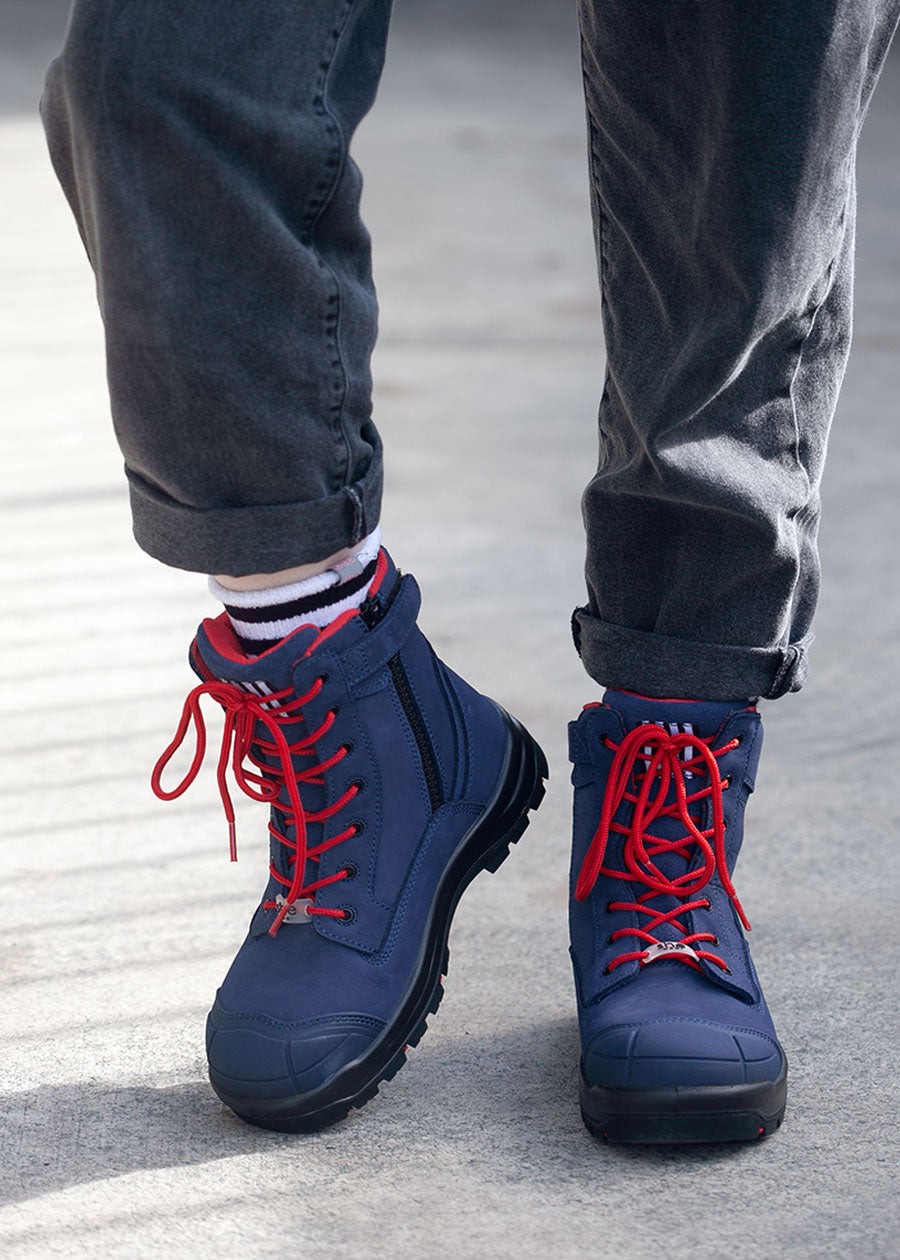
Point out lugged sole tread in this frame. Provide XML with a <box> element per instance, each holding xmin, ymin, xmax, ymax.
<box><xmin>579</xmin><ymin>1060</ymin><xmax>789</xmax><ymax>1145</ymax></box>
<box><xmin>581</xmin><ymin>1105</ymin><xmax>785</xmax><ymax>1145</ymax></box>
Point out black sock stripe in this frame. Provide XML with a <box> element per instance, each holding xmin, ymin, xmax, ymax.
<box><xmin>223</xmin><ymin>558</ymin><xmax>377</xmax><ymax>625</ymax></box>
<box><xmin>235</xmin><ymin>634</ymin><xmax>281</xmax><ymax>657</ymax></box>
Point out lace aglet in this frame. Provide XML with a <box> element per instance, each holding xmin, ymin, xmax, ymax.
<box><xmin>268</xmin><ymin>901</ymin><xmax>290</xmax><ymax>936</ymax></box>
<box><xmin>228</xmin><ymin>821</ymin><xmax>238</xmax><ymax>863</ymax></box>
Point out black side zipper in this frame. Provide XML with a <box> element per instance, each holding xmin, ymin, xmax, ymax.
<box><xmin>360</xmin><ymin>578</ymin><xmax>443</xmax><ymax>813</ymax></box>
<box><xmin>389</xmin><ymin>653</ymin><xmax>444</xmax><ymax>813</ymax></box>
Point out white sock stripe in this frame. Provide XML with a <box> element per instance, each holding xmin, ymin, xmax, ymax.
<box><xmin>228</xmin><ymin>584</ymin><xmax>375</xmax><ymax>637</ymax></box>
<box><xmin>208</xmin><ymin>526</ymin><xmax>381</xmax><ymax>610</ymax></box>
<box><xmin>209</xmin><ymin>568</ymin><xmax>339</xmax><ymax>608</ymax></box>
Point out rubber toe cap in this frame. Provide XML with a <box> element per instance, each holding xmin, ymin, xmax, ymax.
<box><xmin>584</xmin><ymin>1020</ymin><xmax>785</xmax><ymax>1089</ymax></box>
<box><xmin>206</xmin><ymin>1008</ymin><xmax>384</xmax><ymax>1100</ymax></box>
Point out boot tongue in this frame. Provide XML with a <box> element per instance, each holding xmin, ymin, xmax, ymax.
<box><xmin>602</xmin><ymin>689</ymin><xmax>747</xmax><ymax>740</ymax></box>
<box><xmin>193</xmin><ymin>614</ymin><xmax>321</xmax><ymax>692</ymax></box>
<box><xmin>601</xmin><ymin>689</ymin><xmax>747</xmax><ymax>941</ymax></box>
<box><xmin>191</xmin><ymin>616</ymin><xmax>330</xmax><ymax>884</ymax></box>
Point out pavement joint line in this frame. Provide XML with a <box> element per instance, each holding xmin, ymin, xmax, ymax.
<box><xmin>0</xmin><ymin>488</ymin><xmax>128</xmax><ymax>510</ymax></box>
<box><xmin>6</xmin><ymin>799</ymin><xmax>219</xmax><ymax>838</ymax></box>
<box><xmin>6</xmin><ymin>727</ymin><xmax>191</xmax><ymax>757</ymax></box>
<box><xmin>0</xmin><ymin>561</ymin><xmax>180</xmax><ymax>583</ymax></box>
<box><xmin>3</xmin><ymin>770</ymin><xmax>184</xmax><ymax>797</ymax></box>
<box><xmin>1</xmin><ymin>844</ymin><xmax>224</xmax><ymax>883</ymax></box>
<box><xmin>1</xmin><ymin>946</ymin><xmax>244</xmax><ymax>990</ymax></box>
<box><xmin>1</xmin><ymin>595</ymin><xmax>200</xmax><ymax>617</ymax></box>
<box><xmin>0</xmin><ymin>661</ymin><xmax>197</xmax><ymax>685</ymax></box>
<box><xmin>1</xmin><ymin>689</ymin><xmax>195</xmax><ymax>716</ymax></box>
<box><xmin>0</xmin><ymin>1004</ymin><xmax>212</xmax><ymax>1045</ymax></box>
<box><xmin>2</xmin><ymin>620</ymin><xmax>208</xmax><ymax>647</ymax></box>
<box><xmin>0</xmin><ymin>890</ymin><xmax>251</xmax><ymax>936</ymax></box>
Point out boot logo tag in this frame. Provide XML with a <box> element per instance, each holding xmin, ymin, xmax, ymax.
<box><xmin>273</xmin><ymin>895</ymin><xmax>314</xmax><ymax>924</ymax></box>
<box><xmin>641</xmin><ymin>941</ymin><xmax>699</xmax><ymax>965</ymax></box>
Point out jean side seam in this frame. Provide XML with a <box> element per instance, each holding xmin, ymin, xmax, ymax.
<box><xmin>769</xmin><ymin>645</ymin><xmax>799</xmax><ymax>699</ymax></box>
<box><xmin>580</xmin><ymin>33</ymin><xmax>613</xmax><ymax>455</ymax></box>
<box><xmin>344</xmin><ymin>484</ymin><xmax>364</xmax><ymax>541</ymax></box>
<box><xmin>303</xmin><ymin>0</ymin><xmax>357</xmax><ymax>495</ymax></box>
<box><xmin>786</xmin><ymin>184</ymin><xmax>852</xmax><ymax>508</ymax></box>
<box><xmin>780</xmin><ymin>177</ymin><xmax>854</xmax><ymax>655</ymax></box>
<box><xmin>310</xmin><ymin>2</ymin><xmax>360</xmax><ymax>498</ymax></box>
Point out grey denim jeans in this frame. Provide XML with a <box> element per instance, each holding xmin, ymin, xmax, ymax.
<box><xmin>42</xmin><ymin>0</ymin><xmax>899</xmax><ymax>701</ymax></box>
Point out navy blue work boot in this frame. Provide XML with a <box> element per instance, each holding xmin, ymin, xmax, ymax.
<box><xmin>569</xmin><ymin>690</ymin><xmax>787</xmax><ymax>1144</ymax></box>
<box><xmin>153</xmin><ymin>551</ymin><xmax>547</xmax><ymax>1131</ymax></box>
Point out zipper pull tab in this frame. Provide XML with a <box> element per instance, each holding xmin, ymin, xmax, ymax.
<box><xmin>359</xmin><ymin>595</ymin><xmax>384</xmax><ymax>629</ymax></box>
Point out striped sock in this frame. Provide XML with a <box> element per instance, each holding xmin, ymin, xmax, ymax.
<box><xmin>210</xmin><ymin>527</ymin><xmax>381</xmax><ymax>656</ymax></box>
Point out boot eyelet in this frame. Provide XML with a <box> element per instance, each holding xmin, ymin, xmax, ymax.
<box><xmin>602</xmin><ymin>965</ymin><xmax>611</xmax><ymax>976</ymax></box>
<box><xmin>339</xmin><ymin>907</ymin><xmax>356</xmax><ymax>923</ymax></box>
<box><xmin>710</xmin><ymin>936</ymin><xmax>719</xmax><ymax>946</ymax></box>
<box><xmin>606</xmin><ymin>900</ymin><xmax>614</xmax><ymax>912</ymax></box>
<box><xmin>606</xmin><ymin>934</ymin><xmax>616</xmax><ymax>946</ymax></box>
<box><xmin>351</xmin><ymin>820</ymin><xmax>365</xmax><ymax>836</ymax></box>
<box><xmin>352</xmin><ymin>778</ymin><xmax>366</xmax><ymax>795</ymax></box>
<box><xmin>342</xmin><ymin>741</ymin><xmax>354</xmax><ymax>756</ymax></box>
<box><xmin>722</xmin><ymin>966</ymin><xmax>732</xmax><ymax>975</ymax></box>
<box><xmin>341</xmin><ymin>863</ymin><xmax>358</xmax><ymax>881</ymax></box>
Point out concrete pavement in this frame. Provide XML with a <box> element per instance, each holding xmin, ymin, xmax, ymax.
<box><xmin>1</xmin><ymin>3</ymin><xmax>898</xmax><ymax>1257</ymax></box>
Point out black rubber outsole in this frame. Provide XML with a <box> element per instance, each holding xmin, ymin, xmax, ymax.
<box><xmin>579</xmin><ymin>1060</ymin><xmax>788</xmax><ymax>1145</ymax></box>
<box><xmin>211</xmin><ymin>712</ymin><xmax>548</xmax><ymax>1133</ymax></box>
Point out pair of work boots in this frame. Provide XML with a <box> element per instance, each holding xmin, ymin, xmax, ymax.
<box><xmin>153</xmin><ymin>551</ymin><xmax>787</xmax><ymax>1143</ymax></box>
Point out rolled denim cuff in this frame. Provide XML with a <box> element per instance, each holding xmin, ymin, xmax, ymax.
<box><xmin>572</xmin><ymin>606</ymin><xmax>812</xmax><ymax>701</ymax></box>
<box><xmin>128</xmin><ymin>442</ymin><xmax>382</xmax><ymax>576</ymax></box>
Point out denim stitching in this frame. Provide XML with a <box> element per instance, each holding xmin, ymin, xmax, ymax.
<box><xmin>769</xmin><ymin>645</ymin><xmax>798</xmax><ymax>698</ymax></box>
<box><xmin>302</xmin><ymin>0</ymin><xmax>357</xmax><ymax>494</ymax></box>
<box><xmin>344</xmin><ymin>484</ymin><xmax>364</xmax><ymax>544</ymax></box>
<box><xmin>369</xmin><ymin>803</ymin><xmax>484</xmax><ymax>968</ymax></box>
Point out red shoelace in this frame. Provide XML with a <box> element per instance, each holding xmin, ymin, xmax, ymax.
<box><xmin>151</xmin><ymin>553</ymin><xmax>388</xmax><ymax>935</ymax></box>
<box><xmin>574</xmin><ymin>722</ymin><xmax>751</xmax><ymax>974</ymax></box>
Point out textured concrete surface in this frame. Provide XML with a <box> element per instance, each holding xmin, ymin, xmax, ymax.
<box><xmin>1</xmin><ymin>2</ymin><xmax>898</xmax><ymax>1257</ymax></box>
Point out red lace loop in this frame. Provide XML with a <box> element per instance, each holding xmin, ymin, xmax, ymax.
<box><xmin>575</xmin><ymin>722</ymin><xmax>749</xmax><ymax>973</ymax></box>
<box><xmin>151</xmin><ymin>550</ymin><xmax>390</xmax><ymax>934</ymax></box>
<box><xmin>152</xmin><ymin>674</ymin><xmax>352</xmax><ymax>933</ymax></box>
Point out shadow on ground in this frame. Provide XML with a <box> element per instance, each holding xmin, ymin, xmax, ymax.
<box><xmin>1</xmin><ymin>1017</ymin><xmax>761</xmax><ymax>1209</ymax></box>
